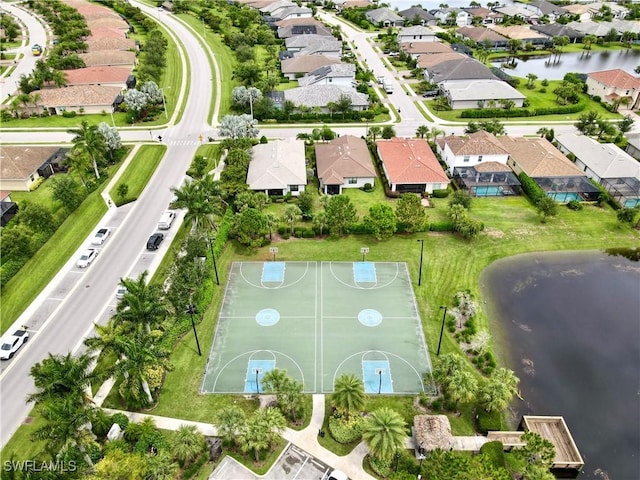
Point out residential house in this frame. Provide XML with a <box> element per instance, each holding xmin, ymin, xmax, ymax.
<box><xmin>246</xmin><ymin>138</ymin><xmax>307</xmax><ymax>197</ymax></box>
<box><xmin>397</xmin><ymin>26</ymin><xmax>436</xmax><ymax>44</ymax></box>
<box><xmin>430</xmin><ymin>8</ymin><xmax>470</xmax><ymax>27</ymax></box>
<box><xmin>315</xmin><ymin>135</ymin><xmax>376</xmax><ymax>194</ymax></box>
<box><xmin>0</xmin><ymin>146</ymin><xmax>67</xmax><ymax>191</ymax></box>
<box><xmin>87</xmin><ymin>17</ymin><xmax>131</xmax><ymax>34</ymax></box>
<box><xmin>298</xmin><ymin>63</ymin><xmax>355</xmax><ymax>87</ymax></box>
<box><xmin>523</xmin><ymin>0</ymin><xmax>568</xmax><ymax>23</ymax></box>
<box><xmin>0</xmin><ymin>192</ymin><xmax>19</xmax><ymax>227</ymax></box>
<box><xmin>285</xmin><ymin>35</ymin><xmax>342</xmax><ymax>58</ymax></box>
<box><xmin>565</xmin><ymin>19</ymin><xmax>638</xmax><ymax>38</ymax></box>
<box><xmin>269</xmin><ymin>5</ymin><xmax>313</xmax><ymax>21</ymax></box>
<box><xmin>624</xmin><ymin>133</ymin><xmax>640</xmax><ymax>160</ymax></box>
<box><xmin>84</xmin><ymin>36</ymin><xmax>136</xmax><ymax>52</ymax></box>
<box><xmin>84</xmin><ymin>26</ymin><xmax>129</xmax><ymax>41</ymax></box>
<box><xmin>75</xmin><ymin>3</ymin><xmax>123</xmax><ymax>21</ymax></box>
<box><xmin>490</xmin><ymin>25</ymin><xmax>550</xmax><ymax>47</ymax></box>
<box><xmin>456</xmin><ymin>26</ymin><xmax>508</xmax><ymax>49</ymax></box>
<box><xmin>79</xmin><ymin>51</ymin><xmax>137</xmax><ymax>67</ymax></box>
<box><xmin>376</xmin><ymin>138</ymin><xmax>449</xmax><ymax>194</ymax></box>
<box><xmin>259</xmin><ymin>0</ymin><xmax>295</xmax><ymax>15</ymax></box>
<box><xmin>398</xmin><ymin>7</ymin><xmax>437</xmax><ymax>27</ymax></box>
<box><xmin>423</xmin><ymin>56</ymin><xmax>497</xmax><ymax>84</ymax></box>
<box><xmin>556</xmin><ymin>133</ymin><xmax>640</xmax><ymax>207</ymax></box>
<box><xmin>274</xmin><ymin>17</ymin><xmax>323</xmax><ymax>28</ymax></box>
<box><xmin>365</xmin><ymin>8</ymin><xmax>405</xmax><ymax>27</ymax></box>
<box><xmin>417</xmin><ymin>52</ymin><xmax>467</xmax><ymax>70</ymax></box>
<box><xmin>401</xmin><ymin>42</ymin><xmax>454</xmax><ymax>60</ymax></box>
<box><xmin>281</xmin><ymin>55</ymin><xmax>342</xmax><ymax>79</ymax></box>
<box><xmin>462</xmin><ymin>7</ymin><xmax>503</xmax><ymax>25</ymax></box>
<box><xmin>30</xmin><ymin>85</ymin><xmax>123</xmax><ymax>115</ymax></box>
<box><xmin>493</xmin><ymin>5</ymin><xmax>538</xmax><ymax>22</ymax></box>
<box><xmin>586</xmin><ymin>69</ymin><xmax>640</xmax><ymax>109</ymax></box>
<box><xmin>441</xmin><ymin>79</ymin><xmax>526</xmax><ymax>110</ymax></box>
<box><xmin>498</xmin><ymin>136</ymin><xmax>600</xmax><ymax>202</ymax></box>
<box><xmin>436</xmin><ymin>131</ymin><xmax>510</xmax><ymax>174</ymax></box>
<box><xmin>283</xmin><ymin>85</ymin><xmax>369</xmax><ymax>111</ymax></box>
<box><xmin>335</xmin><ymin>0</ymin><xmax>371</xmax><ymax>10</ymax></box>
<box><xmin>278</xmin><ymin>23</ymin><xmax>333</xmax><ymax>39</ymax></box>
<box><xmin>530</xmin><ymin>24</ymin><xmax>584</xmax><ymax>43</ymax></box>
<box><xmin>62</xmin><ymin>66</ymin><xmax>135</xmax><ymax>89</ymax></box>
<box><xmin>566</xmin><ymin>2</ymin><xmax>629</xmax><ymax>20</ymax></box>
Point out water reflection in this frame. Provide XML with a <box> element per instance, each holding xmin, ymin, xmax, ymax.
<box><xmin>606</xmin><ymin>247</ymin><xmax>640</xmax><ymax>262</ymax></box>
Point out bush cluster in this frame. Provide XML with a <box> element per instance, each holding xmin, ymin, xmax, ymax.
<box><xmin>460</xmin><ymin>102</ymin><xmax>586</xmax><ymax>118</ymax></box>
<box><xmin>517</xmin><ymin>172</ymin><xmax>546</xmax><ymax>205</ymax></box>
<box><xmin>328</xmin><ymin>414</ymin><xmax>364</xmax><ymax>444</ymax></box>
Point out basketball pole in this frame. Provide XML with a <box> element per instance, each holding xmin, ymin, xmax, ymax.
<box><xmin>255</xmin><ymin>369</ymin><xmax>260</xmax><ymax>394</ymax></box>
<box><xmin>378</xmin><ymin>370</ymin><xmax>382</xmax><ymax>394</ymax></box>
<box><xmin>417</xmin><ymin>239</ymin><xmax>424</xmax><ymax>286</ymax></box>
<box><xmin>437</xmin><ymin>306</ymin><xmax>447</xmax><ymax>356</ymax></box>
<box><xmin>187</xmin><ymin>304</ymin><xmax>202</xmax><ymax>356</ymax></box>
<box><xmin>207</xmin><ymin>233</ymin><xmax>220</xmax><ymax>286</ymax></box>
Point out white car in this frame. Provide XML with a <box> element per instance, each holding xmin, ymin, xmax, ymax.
<box><xmin>76</xmin><ymin>248</ymin><xmax>98</xmax><ymax>268</ymax></box>
<box><xmin>91</xmin><ymin>227</ymin><xmax>111</xmax><ymax>245</ymax></box>
<box><xmin>327</xmin><ymin>470</ymin><xmax>348</xmax><ymax>480</ymax></box>
<box><xmin>116</xmin><ymin>285</ymin><xmax>128</xmax><ymax>300</ymax></box>
<box><xmin>0</xmin><ymin>328</ymin><xmax>29</xmax><ymax>360</ymax></box>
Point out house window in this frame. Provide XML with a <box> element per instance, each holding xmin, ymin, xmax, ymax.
<box><xmin>348</xmin><ymin>178</ymin><xmax>358</xmax><ymax>184</ymax></box>
<box><xmin>463</xmin><ymin>155</ymin><xmax>470</xmax><ymax>163</ymax></box>
<box><xmin>478</xmin><ymin>155</ymin><xmax>483</xmax><ymax>162</ymax></box>
<box><xmin>289</xmin><ymin>185</ymin><xmax>299</xmax><ymax>192</ymax></box>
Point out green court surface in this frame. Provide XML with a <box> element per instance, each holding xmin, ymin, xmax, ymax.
<box><xmin>201</xmin><ymin>262</ymin><xmax>433</xmax><ymax>394</ymax></box>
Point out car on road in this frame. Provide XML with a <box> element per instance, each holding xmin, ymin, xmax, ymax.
<box><xmin>116</xmin><ymin>285</ymin><xmax>128</xmax><ymax>300</ymax></box>
<box><xmin>157</xmin><ymin>211</ymin><xmax>176</xmax><ymax>230</ymax></box>
<box><xmin>1</xmin><ymin>328</ymin><xmax>29</xmax><ymax>360</ymax></box>
<box><xmin>91</xmin><ymin>227</ymin><xmax>111</xmax><ymax>245</ymax></box>
<box><xmin>76</xmin><ymin>248</ymin><xmax>98</xmax><ymax>268</ymax></box>
<box><xmin>146</xmin><ymin>233</ymin><xmax>164</xmax><ymax>250</ymax></box>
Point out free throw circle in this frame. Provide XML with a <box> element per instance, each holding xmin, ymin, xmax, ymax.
<box><xmin>256</xmin><ymin>308</ymin><xmax>280</xmax><ymax>326</ymax></box>
<box><xmin>358</xmin><ymin>309</ymin><xmax>382</xmax><ymax>327</ymax></box>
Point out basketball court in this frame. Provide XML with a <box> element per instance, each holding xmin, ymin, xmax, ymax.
<box><xmin>200</xmin><ymin>261</ymin><xmax>433</xmax><ymax>395</ymax></box>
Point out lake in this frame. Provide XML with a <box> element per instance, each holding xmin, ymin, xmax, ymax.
<box><xmin>491</xmin><ymin>50</ymin><xmax>640</xmax><ymax>80</ymax></box>
<box><xmin>481</xmin><ymin>250</ymin><xmax>640</xmax><ymax>480</ymax></box>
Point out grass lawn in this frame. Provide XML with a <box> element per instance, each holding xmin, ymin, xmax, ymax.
<box><xmin>110</xmin><ymin>145</ymin><xmax>166</xmax><ymax>206</ymax></box>
<box><xmin>0</xmin><ymin>407</ymin><xmax>48</xmax><ymax>461</ymax></box>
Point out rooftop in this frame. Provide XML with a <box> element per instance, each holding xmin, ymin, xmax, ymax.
<box><xmin>0</xmin><ymin>146</ymin><xmax>61</xmax><ymax>180</ymax></box>
<box><xmin>498</xmin><ymin>136</ymin><xmax>584</xmax><ymax>177</ymax></box>
<box><xmin>588</xmin><ymin>69</ymin><xmax>640</xmax><ymax>90</ymax></box>
<box><xmin>376</xmin><ymin>138</ymin><xmax>449</xmax><ymax>184</ymax></box>
<box><xmin>316</xmin><ymin>135</ymin><xmax>375</xmax><ymax>185</ymax></box>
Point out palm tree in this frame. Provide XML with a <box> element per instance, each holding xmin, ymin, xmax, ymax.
<box><xmin>239</xmin><ymin>408</ymin><xmax>286</xmax><ymax>462</ymax></box>
<box><xmin>64</xmin><ymin>148</ymin><xmax>91</xmax><ymax>188</ymax></box>
<box><xmin>171</xmin><ymin>176</ymin><xmax>219</xmax><ymax>232</ymax></box>
<box><xmin>447</xmin><ymin>370</ymin><xmax>478</xmax><ymax>411</ymax></box>
<box><xmin>116</xmin><ymin>271</ymin><xmax>168</xmax><ymax>334</ymax></box>
<box><xmin>368</xmin><ymin>126</ymin><xmax>381</xmax><ymax>142</ymax></box>
<box><xmin>416</xmin><ymin>125</ymin><xmax>430</xmax><ymax>138</ymax></box>
<box><xmin>171</xmin><ymin>425</ymin><xmax>205</xmax><ymax>467</ymax></box>
<box><xmin>262</xmin><ymin>369</ymin><xmax>305</xmax><ymax>421</ymax></box>
<box><xmin>361</xmin><ymin>407</ymin><xmax>407</xmax><ymax>461</ymax></box>
<box><xmin>526</xmin><ymin>73</ymin><xmax>538</xmax><ymax>89</ymax></box>
<box><xmin>67</xmin><ymin>120</ymin><xmax>106</xmax><ymax>179</ymax></box>
<box><xmin>480</xmin><ymin>368</ymin><xmax>519</xmax><ymax>412</ymax></box>
<box><xmin>432</xmin><ymin>352</ymin><xmax>466</xmax><ymax>391</ymax></box>
<box><xmin>214</xmin><ymin>405</ymin><xmax>246</xmax><ymax>447</ymax></box>
<box><xmin>583</xmin><ymin>34</ymin><xmax>596</xmax><ymax>52</ymax></box>
<box><xmin>282</xmin><ymin>205</ymin><xmax>302</xmax><ymax>235</ymax></box>
<box><xmin>332</xmin><ymin>373</ymin><xmax>366</xmax><ymax>420</ymax></box>
<box><xmin>313</xmin><ymin>211</ymin><xmax>328</xmax><ymax>235</ymax></box>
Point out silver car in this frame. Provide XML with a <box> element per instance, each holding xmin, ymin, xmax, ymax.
<box><xmin>76</xmin><ymin>248</ymin><xmax>97</xmax><ymax>268</ymax></box>
<box><xmin>91</xmin><ymin>227</ymin><xmax>111</xmax><ymax>245</ymax></box>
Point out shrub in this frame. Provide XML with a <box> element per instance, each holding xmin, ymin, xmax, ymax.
<box><xmin>480</xmin><ymin>441</ymin><xmax>506</xmax><ymax>467</ymax></box>
<box><xmin>294</xmin><ymin>229</ymin><xmax>304</xmax><ymax>237</ymax></box>
<box><xmin>477</xmin><ymin>409</ymin><xmax>502</xmax><ymax>434</ymax></box>
<box><xmin>62</xmin><ymin>110</ymin><xmax>77</xmax><ymax>118</ymax></box>
<box><xmin>111</xmin><ymin>413</ymin><xmax>130</xmax><ymax>429</ymax></box>
<box><xmin>567</xmin><ymin>200</ymin><xmax>583</xmax><ymax>211</ymax></box>
<box><xmin>429</xmin><ymin>221</ymin><xmax>454</xmax><ymax>232</ymax></box>
<box><xmin>368</xmin><ymin>455</ymin><xmax>391</xmax><ymax>478</ymax></box>
<box><xmin>328</xmin><ymin>415</ymin><xmax>364</xmax><ymax>444</ymax></box>
<box><xmin>539</xmin><ymin>87</ymin><xmax>547</xmax><ymax>93</ymax></box>
<box><xmin>182</xmin><ymin>452</ymin><xmax>209</xmax><ymax>479</ymax></box>
<box><xmin>541</xmin><ymin>79</ymin><xmax>549</xmax><ymax>86</ymax></box>
<box><xmin>431</xmin><ymin>189</ymin><xmax>449</xmax><ymax>198</ymax></box>
<box><xmin>518</xmin><ymin>172</ymin><xmax>545</xmax><ymax>205</ymax></box>
<box><xmin>277</xmin><ymin>225</ymin><xmax>287</xmax><ymax>235</ymax></box>
<box><xmin>363</xmin><ymin>182</ymin><xmax>373</xmax><ymax>192</ymax></box>
<box><xmin>302</xmin><ymin>228</ymin><xmax>315</xmax><ymax>238</ymax></box>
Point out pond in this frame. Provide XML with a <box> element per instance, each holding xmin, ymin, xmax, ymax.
<box><xmin>491</xmin><ymin>50</ymin><xmax>640</xmax><ymax>80</ymax></box>
<box><xmin>481</xmin><ymin>250</ymin><xmax>640</xmax><ymax>480</ymax></box>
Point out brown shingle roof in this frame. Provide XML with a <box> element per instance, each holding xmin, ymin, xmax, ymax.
<box><xmin>588</xmin><ymin>69</ymin><xmax>640</xmax><ymax>90</ymax></box>
<box><xmin>376</xmin><ymin>138</ymin><xmax>449</xmax><ymax>184</ymax></box>
<box><xmin>32</xmin><ymin>85</ymin><xmax>123</xmax><ymax>108</ymax></box>
<box><xmin>74</xmin><ymin>4</ymin><xmax>122</xmax><ymax>21</ymax></box>
<box><xmin>401</xmin><ymin>42</ymin><xmax>454</xmax><ymax>55</ymax></box>
<box><xmin>498</xmin><ymin>136</ymin><xmax>584</xmax><ymax>176</ymax></box>
<box><xmin>87</xmin><ymin>17</ymin><xmax>129</xmax><ymax>32</ymax></box>
<box><xmin>63</xmin><ymin>66</ymin><xmax>132</xmax><ymax>86</ymax></box>
<box><xmin>275</xmin><ymin>17</ymin><xmax>323</xmax><ymax>27</ymax></box>
<box><xmin>315</xmin><ymin>135</ymin><xmax>375</xmax><ymax>185</ymax></box>
<box><xmin>443</xmin><ymin>131</ymin><xmax>508</xmax><ymax>156</ymax></box>
<box><xmin>79</xmin><ymin>50</ymin><xmax>137</xmax><ymax>67</ymax></box>
<box><xmin>281</xmin><ymin>55</ymin><xmax>341</xmax><ymax>74</ymax></box>
<box><xmin>417</xmin><ymin>52</ymin><xmax>465</xmax><ymax>69</ymax></box>
<box><xmin>457</xmin><ymin>26</ymin><xmax>508</xmax><ymax>43</ymax></box>
<box><xmin>490</xmin><ymin>25</ymin><xmax>548</xmax><ymax>40</ymax></box>
<box><xmin>0</xmin><ymin>146</ymin><xmax>59</xmax><ymax>180</ymax></box>
<box><xmin>85</xmin><ymin>36</ymin><xmax>135</xmax><ymax>52</ymax></box>
<box><xmin>85</xmin><ymin>27</ymin><xmax>128</xmax><ymax>40</ymax></box>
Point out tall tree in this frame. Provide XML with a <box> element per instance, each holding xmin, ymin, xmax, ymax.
<box><xmin>116</xmin><ymin>271</ymin><xmax>168</xmax><ymax>334</ymax></box>
<box><xmin>213</xmin><ymin>405</ymin><xmax>246</xmax><ymax>448</ymax></box>
<box><xmin>67</xmin><ymin>120</ymin><xmax>106</xmax><ymax>179</ymax></box>
<box><xmin>361</xmin><ymin>408</ymin><xmax>407</xmax><ymax>461</ymax></box>
<box><xmin>282</xmin><ymin>204</ymin><xmax>302</xmax><ymax>235</ymax></box>
<box><xmin>395</xmin><ymin>193</ymin><xmax>426</xmax><ymax>233</ymax></box>
<box><xmin>218</xmin><ymin>114</ymin><xmax>259</xmax><ymax>139</ymax></box>
<box><xmin>332</xmin><ymin>373</ymin><xmax>366</xmax><ymax>420</ymax></box>
<box><xmin>479</xmin><ymin>368</ymin><xmax>519</xmax><ymax>412</ymax></box>
<box><xmin>447</xmin><ymin>370</ymin><xmax>478</xmax><ymax>411</ymax></box>
<box><xmin>416</xmin><ymin>125</ymin><xmax>430</xmax><ymax>138</ymax></box>
<box><xmin>170</xmin><ymin>425</ymin><xmax>205</xmax><ymax>467</ymax></box>
<box><xmin>364</xmin><ymin>203</ymin><xmax>397</xmax><ymax>239</ymax></box>
<box><xmin>325</xmin><ymin>195</ymin><xmax>357</xmax><ymax>236</ymax></box>
<box><xmin>171</xmin><ymin>176</ymin><xmax>219</xmax><ymax>232</ymax></box>
<box><xmin>238</xmin><ymin>408</ymin><xmax>286</xmax><ymax>462</ymax></box>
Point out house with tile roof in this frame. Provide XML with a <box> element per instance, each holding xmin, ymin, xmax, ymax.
<box><xmin>87</xmin><ymin>17</ymin><xmax>130</xmax><ymax>33</ymax></box>
<box><xmin>530</xmin><ymin>24</ymin><xmax>584</xmax><ymax>43</ymax></box>
<box><xmin>85</xmin><ymin>27</ymin><xmax>129</xmax><ymax>40</ymax></box>
<box><xmin>441</xmin><ymin>78</ymin><xmax>526</xmax><ymax>110</ymax></box>
<box><xmin>298</xmin><ymin>63</ymin><xmax>355</xmax><ymax>87</ymax></box>
<box><xmin>397</xmin><ymin>26</ymin><xmax>436</xmax><ymax>43</ymax></box>
<box><xmin>556</xmin><ymin>133</ymin><xmax>640</xmax><ymax>207</ymax></box>
<box><xmin>376</xmin><ymin>138</ymin><xmax>449</xmax><ymax>194</ymax></box>
<box><xmin>270</xmin><ymin>5</ymin><xmax>313</xmax><ymax>21</ymax></box>
<box><xmin>490</xmin><ymin>25</ymin><xmax>549</xmax><ymax>47</ymax></box>
<box><xmin>436</xmin><ymin>131</ymin><xmax>510</xmax><ymax>174</ymax></box>
<box><xmin>586</xmin><ymin>69</ymin><xmax>640</xmax><ymax>109</ymax></box>
<box><xmin>417</xmin><ymin>52</ymin><xmax>466</xmax><ymax>70</ymax></box>
<box><xmin>315</xmin><ymin>135</ymin><xmax>376</xmax><ymax>194</ymax></box>
<box><xmin>365</xmin><ymin>8</ymin><xmax>404</xmax><ymax>27</ymax></box>
<box><xmin>63</xmin><ymin>66</ymin><xmax>135</xmax><ymax>89</ymax></box>
<box><xmin>462</xmin><ymin>7</ymin><xmax>503</xmax><ymax>25</ymax></box>
<box><xmin>398</xmin><ymin>7</ymin><xmax>437</xmax><ymax>27</ymax></box>
<box><xmin>400</xmin><ymin>42</ymin><xmax>454</xmax><ymax>60</ymax></box>
<box><xmin>247</xmin><ymin>138</ymin><xmax>307</xmax><ymax>197</ymax></box>
<box><xmin>523</xmin><ymin>0</ymin><xmax>568</xmax><ymax>23</ymax></box>
<box><xmin>283</xmin><ymin>85</ymin><xmax>369</xmax><ymax>111</ymax></box>
<box><xmin>456</xmin><ymin>26</ymin><xmax>508</xmax><ymax>49</ymax></box>
<box><xmin>79</xmin><ymin>50</ymin><xmax>137</xmax><ymax>67</ymax></box>
<box><xmin>0</xmin><ymin>146</ymin><xmax>67</xmax><ymax>191</ymax></box>
<box><xmin>493</xmin><ymin>5</ymin><xmax>538</xmax><ymax>22</ymax></box>
<box><xmin>275</xmin><ymin>17</ymin><xmax>323</xmax><ymax>28</ymax></box>
<box><xmin>278</xmin><ymin>23</ymin><xmax>333</xmax><ymax>39</ymax></box>
<box><xmin>31</xmin><ymin>85</ymin><xmax>123</xmax><ymax>115</ymax></box>
<box><xmin>498</xmin><ymin>136</ymin><xmax>600</xmax><ymax>202</ymax></box>
<box><xmin>430</xmin><ymin>8</ymin><xmax>471</xmax><ymax>27</ymax></box>
<box><xmin>85</xmin><ymin>36</ymin><xmax>136</xmax><ymax>52</ymax></box>
<box><xmin>281</xmin><ymin>55</ymin><xmax>342</xmax><ymax>79</ymax></box>
<box><xmin>423</xmin><ymin>56</ymin><xmax>497</xmax><ymax>84</ymax></box>
<box><xmin>259</xmin><ymin>0</ymin><xmax>295</xmax><ymax>15</ymax></box>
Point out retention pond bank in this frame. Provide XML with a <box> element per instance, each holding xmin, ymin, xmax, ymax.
<box><xmin>481</xmin><ymin>250</ymin><xmax>640</xmax><ymax>480</ymax></box>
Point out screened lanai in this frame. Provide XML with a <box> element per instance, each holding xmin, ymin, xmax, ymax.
<box><xmin>601</xmin><ymin>177</ymin><xmax>640</xmax><ymax>208</ymax></box>
<box><xmin>533</xmin><ymin>176</ymin><xmax>600</xmax><ymax>203</ymax></box>
<box><xmin>453</xmin><ymin>162</ymin><xmax>521</xmax><ymax>197</ymax></box>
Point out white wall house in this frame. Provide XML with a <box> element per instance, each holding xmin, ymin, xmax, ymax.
<box><xmin>437</xmin><ymin>131</ymin><xmax>510</xmax><ymax>174</ymax></box>
<box><xmin>247</xmin><ymin>138</ymin><xmax>307</xmax><ymax>197</ymax></box>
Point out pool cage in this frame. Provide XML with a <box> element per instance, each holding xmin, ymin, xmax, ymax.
<box><xmin>533</xmin><ymin>176</ymin><xmax>600</xmax><ymax>203</ymax></box>
<box><xmin>453</xmin><ymin>165</ymin><xmax>521</xmax><ymax>197</ymax></box>
<box><xmin>600</xmin><ymin>177</ymin><xmax>640</xmax><ymax>208</ymax></box>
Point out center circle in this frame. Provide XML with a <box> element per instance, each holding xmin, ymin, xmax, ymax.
<box><xmin>256</xmin><ymin>308</ymin><xmax>280</xmax><ymax>326</ymax></box>
<box><xmin>358</xmin><ymin>309</ymin><xmax>382</xmax><ymax>327</ymax></box>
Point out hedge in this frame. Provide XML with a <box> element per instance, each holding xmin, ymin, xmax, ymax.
<box><xmin>460</xmin><ymin>101</ymin><xmax>586</xmax><ymax>119</ymax></box>
<box><xmin>517</xmin><ymin>172</ymin><xmax>545</xmax><ymax>205</ymax></box>
<box><xmin>477</xmin><ymin>409</ymin><xmax>503</xmax><ymax>434</ymax></box>
<box><xmin>328</xmin><ymin>415</ymin><xmax>364</xmax><ymax>444</ymax></box>
<box><xmin>429</xmin><ymin>221</ymin><xmax>454</xmax><ymax>232</ymax></box>
<box><xmin>479</xmin><ymin>441</ymin><xmax>506</xmax><ymax>468</ymax></box>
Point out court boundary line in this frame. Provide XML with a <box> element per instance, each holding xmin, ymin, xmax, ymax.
<box><xmin>404</xmin><ymin>262</ymin><xmax>434</xmax><ymax>381</ymax></box>
<box><xmin>320</xmin><ymin>261</ymin><xmax>324</xmax><ymax>392</ymax></box>
<box><xmin>326</xmin><ymin>261</ymin><xmax>399</xmax><ymax>290</ymax></box>
<box><xmin>314</xmin><ymin>261</ymin><xmax>318</xmax><ymax>392</ymax></box>
<box><xmin>238</xmin><ymin>261</ymin><xmax>311</xmax><ymax>290</ymax></box>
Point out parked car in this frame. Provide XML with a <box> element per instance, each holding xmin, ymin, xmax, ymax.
<box><xmin>116</xmin><ymin>285</ymin><xmax>128</xmax><ymax>300</ymax></box>
<box><xmin>157</xmin><ymin>211</ymin><xmax>176</xmax><ymax>230</ymax></box>
<box><xmin>0</xmin><ymin>328</ymin><xmax>29</xmax><ymax>360</ymax></box>
<box><xmin>76</xmin><ymin>248</ymin><xmax>98</xmax><ymax>268</ymax></box>
<box><xmin>326</xmin><ymin>470</ymin><xmax>348</xmax><ymax>480</ymax></box>
<box><xmin>146</xmin><ymin>233</ymin><xmax>164</xmax><ymax>250</ymax></box>
<box><xmin>91</xmin><ymin>227</ymin><xmax>111</xmax><ymax>245</ymax></box>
